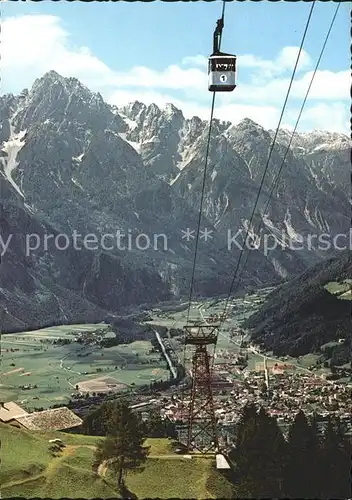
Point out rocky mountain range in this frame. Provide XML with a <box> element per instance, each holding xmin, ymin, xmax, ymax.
<box><xmin>0</xmin><ymin>71</ymin><xmax>350</xmax><ymax>332</ymax></box>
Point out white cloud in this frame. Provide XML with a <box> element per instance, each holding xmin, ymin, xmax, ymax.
<box><xmin>1</xmin><ymin>14</ymin><xmax>349</xmax><ymax>134</ymax></box>
<box><xmin>238</xmin><ymin>46</ymin><xmax>312</xmax><ymax>76</ymax></box>
<box><xmin>107</xmin><ymin>65</ymin><xmax>206</xmax><ymax>90</ymax></box>
<box><xmin>284</xmin><ymin>102</ymin><xmax>350</xmax><ymax>134</ymax></box>
<box><xmin>215</xmin><ymin>103</ymin><xmax>281</xmax><ymax>129</ymax></box>
<box><xmin>181</xmin><ymin>47</ymin><xmax>312</xmax><ymax>76</ymax></box>
<box><xmin>181</xmin><ymin>55</ymin><xmax>207</xmax><ymax>67</ymax></box>
<box><xmin>276</xmin><ymin>46</ymin><xmax>312</xmax><ymax>72</ymax></box>
<box><xmin>1</xmin><ymin>14</ymin><xmax>113</xmax><ymax>90</ymax></box>
<box><xmin>290</xmin><ymin>70</ymin><xmax>349</xmax><ymax>100</ymax></box>
<box><xmin>216</xmin><ymin>69</ymin><xmax>349</xmax><ymax>107</ymax></box>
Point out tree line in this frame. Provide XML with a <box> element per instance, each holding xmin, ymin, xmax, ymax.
<box><xmin>228</xmin><ymin>403</ymin><xmax>351</xmax><ymax>499</ymax></box>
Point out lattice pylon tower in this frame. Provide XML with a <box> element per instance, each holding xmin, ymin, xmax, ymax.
<box><xmin>184</xmin><ymin>324</ymin><xmax>219</xmax><ymax>454</ymax></box>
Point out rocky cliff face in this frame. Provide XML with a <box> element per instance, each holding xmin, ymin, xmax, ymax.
<box><xmin>0</xmin><ymin>172</ymin><xmax>172</xmax><ymax>332</ymax></box>
<box><xmin>0</xmin><ymin>71</ymin><xmax>350</xmax><ymax>331</ymax></box>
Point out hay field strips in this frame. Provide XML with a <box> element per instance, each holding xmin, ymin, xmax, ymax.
<box><xmin>147</xmin><ymin>290</ymin><xmax>321</xmax><ymax>376</ymax></box>
<box><xmin>1</xmin><ymin>324</ymin><xmax>169</xmax><ymax>410</ymax></box>
<box><xmin>1</xmin><ymin>287</ymin><xmax>318</xmax><ymax>411</ymax></box>
<box><xmin>146</xmin><ymin>291</ymin><xmax>271</xmax><ymax>373</ymax></box>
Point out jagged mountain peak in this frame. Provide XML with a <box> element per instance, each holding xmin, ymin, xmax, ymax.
<box><xmin>120</xmin><ymin>100</ymin><xmax>146</xmax><ymax>119</ymax></box>
<box><xmin>30</xmin><ymin>70</ymin><xmax>104</xmax><ymax>107</ymax></box>
<box><xmin>146</xmin><ymin>102</ymin><xmax>161</xmax><ymax>117</ymax></box>
<box><xmin>162</xmin><ymin>102</ymin><xmax>184</xmax><ymax>119</ymax></box>
<box><xmin>240</xmin><ymin>117</ymin><xmax>259</xmax><ymax>126</ymax></box>
<box><xmin>236</xmin><ymin>118</ymin><xmax>265</xmax><ymax>130</ymax></box>
<box><xmin>121</xmin><ymin>100</ymin><xmax>184</xmax><ymax>124</ymax></box>
<box><xmin>32</xmin><ymin>70</ymin><xmax>72</xmax><ymax>94</ymax></box>
<box><xmin>18</xmin><ymin>88</ymin><xmax>29</xmax><ymax>100</ymax></box>
<box><xmin>301</xmin><ymin>130</ymin><xmax>350</xmax><ymax>151</ymax></box>
<box><xmin>303</xmin><ymin>129</ymin><xmax>349</xmax><ymax>140</ymax></box>
<box><xmin>226</xmin><ymin>118</ymin><xmax>270</xmax><ymax>146</ymax></box>
<box><xmin>189</xmin><ymin>115</ymin><xmax>203</xmax><ymax>126</ymax></box>
<box><xmin>271</xmin><ymin>128</ymin><xmax>351</xmax><ymax>153</ymax></box>
<box><xmin>35</xmin><ymin>69</ymin><xmax>61</xmax><ymax>82</ymax></box>
<box><xmin>33</xmin><ymin>70</ymin><xmax>83</xmax><ymax>90</ymax></box>
<box><xmin>10</xmin><ymin>71</ymin><xmax>124</xmax><ymax>135</ymax></box>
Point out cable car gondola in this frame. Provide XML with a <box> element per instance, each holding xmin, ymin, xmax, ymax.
<box><xmin>208</xmin><ymin>17</ymin><xmax>236</xmax><ymax>92</ymax></box>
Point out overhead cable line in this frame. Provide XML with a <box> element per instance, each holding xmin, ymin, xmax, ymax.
<box><xmin>216</xmin><ymin>0</ymin><xmax>341</xmax><ymax>333</ymax></box>
<box><xmin>186</xmin><ymin>0</ymin><xmax>226</xmax><ymax>325</ymax></box>
<box><xmin>215</xmin><ymin>0</ymin><xmax>316</xmax><ymax>328</ymax></box>
<box><xmin>180</xmin><ymin>1</ymin><xmax>227</xmax><ymax>435</ymax></box>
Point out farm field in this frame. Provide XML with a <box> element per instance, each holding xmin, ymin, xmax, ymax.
<box><xmin>324</xmin><ymin>279</ymin><xmax>352</xmax><ymax>299</ymax></box>
<box><xmin>148</xmin><ymin>295</ymin><xmax>328</xmax><ymax>380</ymax></box>
<box><xmin>1</xmin><ymin>324</ymin><xmax>169</xmax><ymax>410</ymax></box>
<box><xmin>1</xmin><ymin>293</ymin><xmax>264</xmax><ymax>411</ymax></box>
<box><xmin>1</xmin><ymin>424</ymin><xmax>234</xmax><ymax>499</ymax></box>
<box><xmin>1</xmin><ymin>288</ymin><xmax>319</xmax><ymax>411</ymax></box>
<box><xmin>147</xmin><ymin>293</ymin><xmax>276</xmax><ymax>373</ymax></box>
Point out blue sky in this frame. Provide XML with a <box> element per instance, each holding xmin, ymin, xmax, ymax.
<box><xmin>2</xmin><ymin>1</ymin><xmax>349</xmax><ymax>132</ymax></box>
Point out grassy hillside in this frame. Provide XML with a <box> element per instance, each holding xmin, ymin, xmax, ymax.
<box><xmin>123</xmin><ymin>457</ymin><xmax>233</xmax><ymax>499</ymax></box>
<box><xmin>0</xmin><ymin>424</ymin><xmax>110</xmax><ymax>498</ymax></box>
<box><xmin>0</xmin><ymin>424</ymin><xmax>233</xmax><ymax>498</ymax></box>
<box><xmin>245</xmin><ymin>251</ymin><xmax>351</xmax><ymax>358</ymax></box>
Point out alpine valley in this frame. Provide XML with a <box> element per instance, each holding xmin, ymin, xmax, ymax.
<box><xmin>0</xmin><ymin>71</ymin><xmax>350</xmax><ymax>332</ymax></box>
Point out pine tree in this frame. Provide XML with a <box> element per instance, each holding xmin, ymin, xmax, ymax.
<box><xmin>228</xmin><ymin>403</ymin><xmax>257</xmax><ymax>495</ymax></box>
<box><xmin>284</xmin><ymin>410</ymin><xmax>320</xmax><ymax>498</ymax></box>
<box><xmin>147</xmin><ymin>411</ymin><xmax>167</xmax><ymax>437</ymax></box>
<box><xmin>254</xmin><ymin>407</ymin><xmax>287</xmax><ymax>497</ymax></box>
<box><xmin>231</xmin><ymin>404</ymin><xmax>287</xmax><ymax>498</ymax></box>
<box><xmin>93</xmin><ymin>400</ymin><xmax>149</xmax><ymax>489</ymax></box>
<box><xmin>319</xmin><ymin>416</ymin><xmax>337</xmax><ymax>498</ymax></box>
<box><xmin>330</xmin><ymin>419</ymin><xmax>352</xmax><ymax>498</ymax></box>
<box><xmin>82</xmin><ymin>400</ymin><xmax>119</xmax><ymax>436</ymax></box>
<box><xmin>309</xmin><ymin>412</ymin><xmax>323</xmax><ymax>497</ymax></box>
<box><xmin>233</xmin><ymin>403</ymin><xmax>258</xmax><ymax>475</ymax></box>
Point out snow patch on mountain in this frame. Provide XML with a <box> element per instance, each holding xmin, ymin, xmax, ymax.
<box><xmin>304</xmin><ymin>203</ymin><xmax>315</xmax><ymax>227</ymax></box>
<box><xmin>169</xmin><ymin>171</ymin><xmax>182</xmax><ymax>186</ymax></box>
<box><xmin>0</xmin><ymin>122</ymin><xmax>26</xmax><ymax>197</ymax></box>
<box><xmin>118</xmin><ymin>132</ymin><xmax>141</xmax><ymax>153</ymax></box>
<box><xmin>214</xmin><ymin>193</ymin><xmax>229</xmax><ymax>228</ymax></box>
<box><xmin>24</xmin><ymin>202</ymin><xmax>36</xmax><ymax>214</ymax></box>
<box><xmin>283</xmin><ymin>209</ymin><xmax>301</xmax><ymax>242</ymax></box>
<box><xmin>261</xmin><ymin>214</ymin><xmax>288</xmax><ymax>247</ymax></box>
<box><xmin>72</xmin><ymin>178</ymin><xmax>84</xmax><ymax>190</ymax></box>
<box><xmin>271</xmin><ymin>257</ymin><xmax>289</xmax><ymax>278</ymax></box>
<box><xmin>72</xmin><ymin>153</ymin><xmax>84</xmax><ymax>163</ymax></box>
<box><xmin>307</xmin><ymin>161</ymin><xmax>324</xmax><ymax>191</ymax></box>
<box><xmin>120</xmin><ymin>114</ymin><xmax>138</xmax><ymax>131</ymax></box>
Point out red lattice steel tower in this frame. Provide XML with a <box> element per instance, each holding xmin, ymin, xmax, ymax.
<box><xmin>184</xmin><ymin>324</ymin><xmax>219</xmax><ymax>454</ymax></box>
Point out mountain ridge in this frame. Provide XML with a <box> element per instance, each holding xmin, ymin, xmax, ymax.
<box><xmin>245</xmin><ymin>251</ymin><xmax>351</xmax><ymax>360</ymax></box>
<box><xmin>0</xmin><ymin>71</ymin><xmax>350</xmax><ymax>332</ymax></box>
